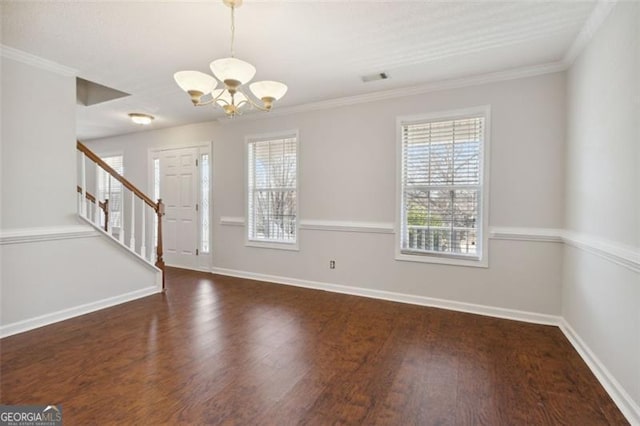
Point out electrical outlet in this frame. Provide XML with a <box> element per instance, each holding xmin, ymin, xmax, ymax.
<box><xmin>329</xmin><ymin>260</ymin><xmax>336</xmax><ymax>269</ymax></box>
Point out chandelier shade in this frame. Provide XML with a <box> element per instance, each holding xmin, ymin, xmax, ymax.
<box><xmin>250</xmin><ymin>81</ymin><xmax>288</xmax><ymax>101</ymax></box>
<box><xmin>173</xmin><ymin>71</ymin><xmax>217</xmax><ymax>95</ymax></box>
<box><xmin>173</xmin><ymin>0</ymin><xmax>287</xmax><ymax>117</ymax></box>
<box><xmin>210</xmin><ymin>58</ymin><xmax>256</xmax><ymax>86</ymax></box>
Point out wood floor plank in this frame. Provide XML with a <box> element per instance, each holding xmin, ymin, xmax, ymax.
<box><xmin>0</xmin><ymin>267</ymin><xmax>629</xmax><ymax>425</ymax></box>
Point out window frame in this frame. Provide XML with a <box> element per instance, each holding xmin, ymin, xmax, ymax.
<box><xmin>199</xmin><ymin>152</ymin><xmax>212</xmax><ymax>255</ymax></box>
<box><xmin>245</xmin><ymin>130</ymin><xmax>300</xmax><ymax>251</ymax></box>
<box><xmin>395</xmin><ymin>105</ymin><xmax>491</xmax><ymax>268</ymax></box>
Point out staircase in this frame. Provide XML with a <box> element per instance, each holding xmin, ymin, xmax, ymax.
<box><xmin>76</xmin><ymin>141</ymin><xmax>166</xmax><ymax>289</ymax></box>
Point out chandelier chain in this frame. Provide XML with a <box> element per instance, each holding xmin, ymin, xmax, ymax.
<box><xmin>230</xmin><ymin>5</ymin><xmax>235</xmax><ymax>58</ymax></box>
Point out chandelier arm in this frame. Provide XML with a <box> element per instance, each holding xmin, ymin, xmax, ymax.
<box><xmin>196</xmin><ymin>89</ymin><xmax>229</xmax><ymax>107</ymax></box>
<box><xmin>195</xmin><ymin>99</ymin><xmax>216</xmax><ymax>106</ymax></box>
<box><xmin>239</xmin><ymin>91</ymin><xmax>270</xmax><ymax>111</ymax></box>
<box><xmin>235</xmin><ymin>87</ymin><xmax>269</xmax><ymax>111</ymax></box>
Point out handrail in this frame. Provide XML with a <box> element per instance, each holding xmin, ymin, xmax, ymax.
<box><xmin>77</xmin><ymin>140</ymin><xmax>165</xmax><ymax>291</ymax></box>
<box><xmin>77</xmin><ymin>141</ymin><xmax>158</xmax><ymax>211</ymax></box>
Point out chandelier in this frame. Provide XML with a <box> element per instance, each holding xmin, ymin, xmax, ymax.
<box><xmin>173</xmin><ymin>0</ymin><xmax>287</xmax><ymax>117</ymax></box>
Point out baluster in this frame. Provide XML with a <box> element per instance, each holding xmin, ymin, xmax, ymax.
<box><xmin>130</xmin><ymin>192</ymin><xmax>136</xmax><ymax>250</ymax></box>
<box><xmin>119</xmin><ymin>188</ymin><xmax>125</xmax><ymax>245</ymax></box>
<box><xmin>141</xmin><ymin>203</ymin><xmax>147</xmax><ymax>260</ymax></box>
<box><xmin>81</xmin><ymin>152</ymin><xmax>87</xmax><ymax>217</ymax></box>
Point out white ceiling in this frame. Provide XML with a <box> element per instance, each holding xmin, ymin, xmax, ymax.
<box><xmin>2</xmin><ymin>1</ymin><xmax>596</xmax><ymax>140</ymax></box>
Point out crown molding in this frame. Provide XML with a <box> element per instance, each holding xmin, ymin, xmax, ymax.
<box><xmin>563</xmin><ymin>1</ymin><xmax>618</xmax><ymax>66</ymax></box>
<box><xmin>218</xmin><ymin>61</ymin><xmax>566</xmax><ymax>124</ymax></box>
<box><xmin>0</xmin><ymin>44</ymin><xmax>77</xmax><ymax>77</ymax></box>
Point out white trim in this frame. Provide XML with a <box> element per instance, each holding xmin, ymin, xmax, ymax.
<box><xmin>218</xmin><ymin>62</ymin><xmax>565</xmax><ymax>123</ymax></box>
<box><xmin>563</xmin><ymin>230</ymin><xmax>640</xmax><ymax>273</ymax></box>
<box><xmin>220</xmin><ymin>216</ymin><xmax>245</xmax><ymax>226</ymax></box>
<box><xmin>395</xmin><ymin>105</ymin><xmax>491</xmax><ymax>269</ymax></box>
<box><xmin>0</xmin><ymin>286</ymin><xmax>160</xmax><ymax>339</ymax></box>
<box><xmin>245</xmin><ymin>241</ymin><xmax>300</xmax><ymax>252</ymax></box>
<box><xmin>394</xmin><ymin>252</ymin><xmax>487</xmax><ymax>268</ymax></box>
<box><xmin>300</xmin><ymin>220</ymin><xmax>394</xmax><ymax>234</ymax></box>
<box><xmin>0</xmin><ymin>44</ymin><xmax>77</xmax><ymax>76</ymax></box>
<box><xmin>245</xmin><ymin>130</ymin><xmax>300</xmax><ymax>250</ymax></box>
<box><xmin>148</xmin><ymin>142</ymin><xmax>213</xmax><ymax>271</ymax></box>
<box><xmin>214</xmin><ymin>217</ymin><xmax>638</xmax><ymax>272</ymax></box>
<box><xmin>0</xmin><ymin>225</ymin><xmax>97</xmax><ymax>245</ymax></box>
<box><xmin>490</xmin><ymin>227</ymin><xmax>563</xmax><ymax>243</ymax></box>
<box><xmin>78</xmin><ymin>215</ymin><xmax>161</xmax><ymax>273</ymax></box>
<box><xmin>559</xmin><ymin>319</ymin><xmax>640</xmax><ymax>425</ymax></box>
<box><xmin>211</xmin><ymin>266</ymin><xmax>560</xmax><ymax>325</ymax></box>
<box><xmin>563</xmin><ymin>1</ymin><xmax>618</xmax><ymax>66</ymax></box>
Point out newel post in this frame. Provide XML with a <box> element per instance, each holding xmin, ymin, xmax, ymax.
<box><xmin>156</xmin><ymin>199</ymin><xmax>166</xmax><ymax>291</ymax></box>
<box><xmin>102</xmin><ymin>199</ymin><xmax>109</xmax><ymax>232</ymax></box>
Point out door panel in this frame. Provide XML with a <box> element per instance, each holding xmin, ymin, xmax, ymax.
<box><xmin>160</xmin><ymin>147</ymin><xmax>199</xmax><ymax>268</ymax></box>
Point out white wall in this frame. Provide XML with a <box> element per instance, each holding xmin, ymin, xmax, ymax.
<box><xmin>563</xmin><ymin>1</ymin><xmax>640</xmax><ymax>421</ymax></box>
<box><xmin>88</xmin><ymin>72</ymin><xmax>567</xmax><ymax>316</ymax></box>
<box><xmin>1</xmin><ymin>57</ymin><xmax>77</xmax><ymax>228</ymax></box>
<box><xmin>0</xmin><ymin>54</ymin><xmax>160</xmax><ymax>336</ymax></box>
<box><xmin>1</xmin><ymin>233</ymin><xmax>160</xmax><ymax>333</ymax></box>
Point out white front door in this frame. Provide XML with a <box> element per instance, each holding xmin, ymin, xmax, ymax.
<box><xmin>160</xmin><ymin>147</ymin><xmax>199</xmax><ymax>269</ymax></box>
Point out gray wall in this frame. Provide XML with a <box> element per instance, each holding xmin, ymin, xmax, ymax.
<box><xmin>563</xmin><ymin>1</ymin><xmax>640</xmax><ymax>415</ymax></box>
<box><xmin>88</xmin><ymin>72</ymin><xmax>567</xmax><ymax>316</ymax></box>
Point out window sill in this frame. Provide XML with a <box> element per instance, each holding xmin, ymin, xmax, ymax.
<box><xmin>245</xmin><ymin>241</ymin><xmax>299</xmax><ymax>251</ymax></box>
<box><xmin>395</xmin><ymin>252</ymin><xmax>488</xmax><ymax>268</ymax></box>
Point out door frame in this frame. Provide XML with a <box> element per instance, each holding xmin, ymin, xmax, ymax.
<box><xmin>148</xmin><ymin>141</ymin><xmax>212</xmax><ymax>272</ymax></box>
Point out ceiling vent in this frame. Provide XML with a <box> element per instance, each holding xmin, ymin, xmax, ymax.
<box><xmin>361</xmin><ymin>72</ymin><xmax>389</xmax><ymax>83</ymax></box>
<box><xmin>76</xmin><ymin>78</ymin><xmax>130</xmax><ymax>106</ymax></box>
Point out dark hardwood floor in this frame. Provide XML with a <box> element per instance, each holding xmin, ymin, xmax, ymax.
<box><xmin>0</xmin><ymin>267</ymin><xmax>627</xmax><ymax>425</ymax></box>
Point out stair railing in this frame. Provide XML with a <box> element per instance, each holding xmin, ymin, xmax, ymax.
<box><xmin>76</xmin><ymin>141</ymin><xmax>165</xmax><ymax>290</ymax></box>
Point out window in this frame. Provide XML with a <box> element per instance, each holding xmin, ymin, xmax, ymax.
<box><xmin>247</xmin><ymin>132</ymin><xmax>298</xmax><ymax>248</ymax></box>
<box><xmin>97</xmin><ymin>155</ymin><xmax>124</xmax><ymax>230</ymax></box>
<box><xmin>200</xmin><ymin>153</ymin><xmax>210</xmax><ymax>253</ymax></box>
<box><xmin>397</xmin><ymin>107</ymin><xmax>489</xmax><ymax>266</ymax></box>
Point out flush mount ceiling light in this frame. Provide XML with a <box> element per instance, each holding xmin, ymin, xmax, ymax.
<box><xmin>128</xmin><ymin>113</ymin><xmax>155</xmax><ymax>125</ymax></box>
<box><xmin>173</xmin><ymin>0</ymin><xmax>287</xmax><ymax>117</ymax></box>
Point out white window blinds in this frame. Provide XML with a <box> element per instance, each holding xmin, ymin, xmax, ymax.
<box><xmin>248</xmin><ymin>135</ymin><xmax>297</xmax><ymax>244</ymax></box>
<box><xmin>400</xmin><ymin>115</ymin><xmax>484</xmax><ymax>259</ymax></box>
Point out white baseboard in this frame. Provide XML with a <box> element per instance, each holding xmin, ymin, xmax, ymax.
<box><xmin>210</xmin><ymin>266</ymin><xmax>638</xmax><ymax>422</ymax></box>
<box><xmin>559</xmin><ymin>319</ymin><xmax>640</xmax><ymax>425</ymax></box>
<box><xmin>0</xmin><ymin>286</ymin><xmax>161</xmax><ymax>339</ymax></box>
<box><xmin>210</xmin><ymin>266</ymin><xmax>560</xmax><ymax>326</ymax></box>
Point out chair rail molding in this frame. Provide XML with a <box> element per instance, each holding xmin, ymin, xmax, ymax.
<box><xmin>0</xmin><ymin>225</ymin><xmax>97</xmax><ymax>245</ymax></box>
<box><xmin>489</xmin><ymin>227</ymin><xmax>563</xmax><ymax>243</ymax></box>
<box><xmin>562</xmin><ymin>230</ymin><xmax>640</xmax><ymax>273</ymax></box>
<box><xmin>300</xmin><ymin>220</ymin><xmax>394</xmax><ymax>234</ymax></box>
<box><xmin>219</xmin><ymin>216</ymin><xmax>245</xmax><ymax>226</ymax></box>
